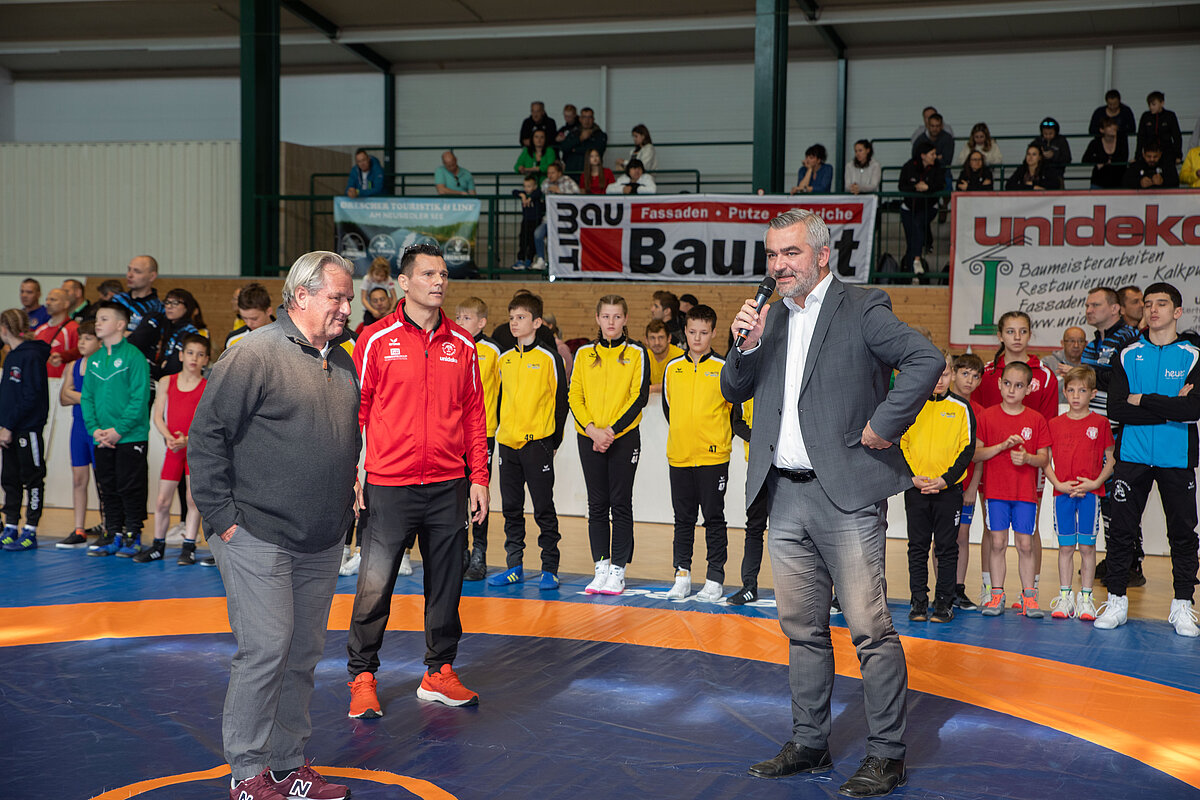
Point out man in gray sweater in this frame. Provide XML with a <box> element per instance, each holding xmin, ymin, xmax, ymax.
<box><xmin>190</xmin><ymin>251</ymin><xmax>360</xmax><ymax>800</ymax></box>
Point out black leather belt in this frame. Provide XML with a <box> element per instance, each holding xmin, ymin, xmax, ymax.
<box><xmin>774</xmin><ymin>466</ymin><xmax>817</xmax><ymax>483</ymax></box>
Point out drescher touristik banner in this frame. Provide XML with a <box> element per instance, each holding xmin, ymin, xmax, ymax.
<box><xmin>334</xmin><ymin>196</ymin><xmax>481</xmax><ymax>278</ymax></box>
<box><xmin>950</xmin><ymin>191</ymin><xmax>1200</xmax><ymax>349</ymax></box>
<box><xmin>547</xmin><ymin>194</ymin><xmax>878</xmax><ymax>282</ymax></box>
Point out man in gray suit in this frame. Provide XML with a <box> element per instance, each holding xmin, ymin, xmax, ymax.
<box><xmin>722</xmin><ymin>209</ymin><xmax>943</xmax><ymax>798</ymax></box>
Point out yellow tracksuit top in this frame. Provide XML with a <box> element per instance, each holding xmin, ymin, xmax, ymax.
<box><xmin>733</xmin><ymin>398</ymin><xmax>754</xmax><ymax>462</ymax></box>
<box><xmin>497</xmin><ymin>341</ymin><xmax>567</xmax><ymax>450</ymax></box>
<box><xmin>475</xmin><ymin>335</ymin><xmax>501</xmax><ymax>437</ymax></box>
<box><xmin>900</xmin><ymin>391</ymin><xmax>976</xmax><ymax>487</ymax></box>
<box><xmin>662</xmin><ymin>351</ymin><xmax>733</xmax><ymax>467</ymax></box>
<box><xmin>569</xmin><ymin>336</ymin><xmax>650</xmax><ymax>439</ymax></box>
<box><xmin>648</xmin><ymin>344</ymin><xmax>684</xmax><ymax>388</ymax></box>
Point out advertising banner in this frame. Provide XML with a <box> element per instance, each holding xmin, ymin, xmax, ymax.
<box><xmin>547</xmin><ymin>193</ymin><xmax>878</xmax><ymax>282</ymax></box>
<box><xmin>334</xmin><ymin>197</ymin><xmax>481</xmax><ymax>277</ymax></box>
<box><xmin>950</xmin><ymin>191</ymin><xmax>1200</xmax><ymax>349</ymax></box>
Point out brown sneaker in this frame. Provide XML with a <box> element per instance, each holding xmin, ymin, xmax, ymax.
<box><xmin>270</xmin><ymin>761</ymin><xmax>350</xmax><ymax>799</ymax></box>
<box><xmin>347</xmin><ymin>672</ymin><xmax>382</xmax><ymax>719</ymax></box>
<box><xmin>230</xmin><ymin>769</ymin><xmax>286</xmax><ymax>800</ymax></box>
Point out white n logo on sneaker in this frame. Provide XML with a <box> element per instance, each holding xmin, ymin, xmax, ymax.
<box><xmin>291</xmin><ymin>779</ymin><xmax>313</xmax><ymax>796</ymax></box>
<box><xmin>238</xmin><ymin>792</ymin><xmax>252</xmax><ymax>800</ymax></box>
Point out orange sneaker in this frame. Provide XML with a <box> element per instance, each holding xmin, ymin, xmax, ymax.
<box><xmin>416</xmin><ymin>664</ymin><xmax>479</xmax><ymax>707</ymax></box>
<box><xmin>1019</xmin><ymin>593</ymin><xmax>1044</xmax><ymax>618</ymax></box>
<box><xmin>348</xmin><ymin>672</ymin><xmax>382</xmax><ymax>719</ymax></box>
<box><xmin>981</xmin><ymin>590</ymin><xmax>1005</xmax><ymax>616</ymax></box>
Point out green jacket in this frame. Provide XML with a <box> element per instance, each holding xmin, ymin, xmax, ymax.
<box><xmin>82</xmin><ymin>338</ymin><xmax>151</xmax><ymax>443</ymax></box>
<box><xmin>514</xmin><ymin>147</ymin><xmax>557</xmax><ymax>182</ymax></box>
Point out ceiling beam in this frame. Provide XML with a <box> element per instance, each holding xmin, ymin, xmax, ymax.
<box><xmin>279</xmin><ymin>0</ymin><xmax>391</xmax><ymax>73</ymax></box>
<box><xmin>793</xmin><ymin>0</ymin><xmax>846</xmax><ymax>56</ymax></box>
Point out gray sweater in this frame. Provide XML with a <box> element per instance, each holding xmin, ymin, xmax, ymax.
<box><xmin>189</xmin><ymin>307</ymin><xmax>361</xmax><ymax>553</ymax></box>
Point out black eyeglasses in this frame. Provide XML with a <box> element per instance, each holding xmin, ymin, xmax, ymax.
<box><xmin>402</xmin><ymin>243</ymin><xmax>443</xmax><ymax>257</ymax></box>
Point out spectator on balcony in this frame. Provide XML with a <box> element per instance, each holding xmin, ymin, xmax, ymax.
<box><xmin>515</xmin><ymin>129</ymin><xmax>557</xmax><ymax>184</ymax></box>
<box><xmin>845</xmin><ymin>139</ymin><xmax>881</xmax><ymax>195</ymax></box>
<box><xmin>607</xmin><ymin>159</ymin><xmax>656</xmax><ymax>195</ymax></box>
<box><xmin>791</xmin><ymin>144</ymin><xmax>832</xmax><ymax>194</ymax></box>
<box><xmin>579</xmin><ymin>148</ymin><xmax>616</xmax><ymax>195</ymax></box>
<box><xmin>1082</xmin><ymin>118</ymin><xmax>1129</xmax><ymax>190</ymax></box>
<box><xmin>435</xmin><ymin>151</ymin><xmax>477</xmax><ymax>196</ymax></box>
<box><xmin>911</xmin><ymin>106</ymin><xmax>955</xmax><ymax>142</ymax></box>
<box><xmin>1181</xmin><ymin>145</ymin><xmax>1200</xmax><ymax>188</ymax></box>
<box><xmin>955</xmin><ymin>122</ymin><xmax>1003</xmax><ymax>166</ymax></box>
<box><xmin>1006</xmin><ymin>144</ymin><xmax>1059</xmax><ymax>191</ymax></box>
<box><xmin>1029</xmin><ymin>117</ymin><xmax>1072</xmax><ymax>187</ymax></box>
<box><xmin>345</xmin><ymin>149</ymin><xmax>384</xmax><ymax>199</ymax></box>
<box><xmin>1088</xmin><ymin>90</ymin><xmax>1137</xmax><ymax>138</ymax></box>
<box><xmin>519</xmin><ymin>101</ymin><xmax>557</xmax><ymax>149</ymax></box>
<box><xmin>899</xmin><ymin>141</ymin><xmax>944</xmax><ymax>273</ymax></box>
<box><xmin>956</xmin><ymin>150</ymin><xmax>994</xmax><ymax>191</ymax></box>
<box><xmin>554</xmin><ymin>104</ymin><xmax>580</xmax><ymax>151</ymax></box>
<box><xmin>1123</xmin><ymin>141</ymin><xmax>1179</xmax><ymax>190</ymax></box>
<box><xmin>912</xmin><ymin>113</ymin><xmax>955</xmax><ymax>181</ymax></box>
<box><xmin>1136</xmin><ymin>91</ymin><xmax>1183</xmax><ymax>164</ymax></box>
<box><xmin>615</xmin><ymin>125</ymin><xmax>658</xmax><ymax>173</ymax></box>
<box><xmin>559</xmin><ymin>107</ymin><xmax>608</xmax><ymax>174</ymax></box>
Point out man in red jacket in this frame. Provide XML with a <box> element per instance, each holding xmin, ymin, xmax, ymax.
<box><xmin>346</xmin><ymin>243</ymin><xmax>490</xmax><ymax>718</ymax></box>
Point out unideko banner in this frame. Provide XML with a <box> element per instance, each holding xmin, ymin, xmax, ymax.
<box><xmin>334</xmin><ymin>196</ymin><xmax>481</xmax><ymax>277</ymax></box>
<box><xmin>547</xmin><ymin>194</ymin><xmax>877</xmax><ymax>282</ymax></box>
<box><xmin>950</xmin><ymin>191</ymin><xmax>1200</xmax><ymax>349</ymax></box>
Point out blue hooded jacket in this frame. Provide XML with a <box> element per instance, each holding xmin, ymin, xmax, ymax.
<box><xmin>1108</xmin><ymin>332</ymin><xmax>1200</xmax><ymax>469</ymax></box>
<box><xmin>345</xmin><ymin>155</ymin><xmax>386</xmax><ymax>198</ymax></box>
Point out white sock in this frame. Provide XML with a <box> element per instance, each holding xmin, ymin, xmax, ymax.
<box><xmin>981</xmin><ymin>571</ymin><xmax>991</xmax><ymax>587</ymax></box>
<box><xmin>1034</xmin><ymin>574</ymin><xmax>1040</xmax><ymax>590</ymax></box>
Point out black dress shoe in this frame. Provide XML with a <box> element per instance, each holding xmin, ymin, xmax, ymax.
<box><xmin>838</xmin><ymin>755</ymin><xmax>906</xmax><ymax>797</ymax></box>
<box><xmin>748</xmin><ymin>742</ymin><xmax>832</xmax><ymax>779</ymax></box>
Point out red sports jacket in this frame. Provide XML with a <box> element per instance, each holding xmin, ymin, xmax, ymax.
<box><xmin>974</xmin><ymin>352</ymin><xmax>1059</xmax><ymax>421</ymax></box>
<box><xmin>355</xmin><ymin>301</ymin><xmax>489</xmax><ymax>487</ymax></box>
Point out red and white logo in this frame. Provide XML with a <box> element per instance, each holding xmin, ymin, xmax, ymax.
<box><xmin>1030</xmin><ymin>378</ymin><xmax>1041</xmax><ymax>392</ymax></box>
<box><xmin>1021</xmin><ymin>426</ymin><xmax>1033</xmax><ymax>440</ymax></box>
<box><xmin>1086</xmin><ymin>426</ymin><xmax>1098</xmax><ymax>440</ymax></box>
<box><xmin>441</xmin><ymin>342</ymin><xmax>457</xmax><ymax>357</ymax></box>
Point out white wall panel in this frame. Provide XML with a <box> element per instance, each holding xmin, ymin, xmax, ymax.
<box><xmin>0</xmin><ymin>141</ymin><xmax>239</xmax><ymax>275</ymax></box>
<box><xmin>1112</xmin><ymin>43</ymin><xmax>1200</xmax><ymax>130</ymax></box>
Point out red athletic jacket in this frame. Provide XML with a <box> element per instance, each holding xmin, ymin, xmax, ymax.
<box><xmin>974</xmin><ymin>352</ymin><xmax>1059</xmax><ymax>421</ymax></box>
<box><xmin>355</xmin><ymin>301</ymin><xmax>489</xmax><ymax>487</ymax></box>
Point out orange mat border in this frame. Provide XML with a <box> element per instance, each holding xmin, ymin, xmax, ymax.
<box><xmin>6</xmin><ymin>594</ymin><xmax>1198</xmax><ymax>790</ymax></box>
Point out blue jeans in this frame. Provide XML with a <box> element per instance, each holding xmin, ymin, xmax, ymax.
<box><xmin>766</xmin><ymin>470</ymin><xmax>907</xmax><ymax>759</ymax></box>
<box><xmin>534</xmin><ymin>219</ymin><xmax>548</xmax><ymax>261</ymax></box>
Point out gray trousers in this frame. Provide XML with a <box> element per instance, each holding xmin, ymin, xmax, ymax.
<box><xmin>210</xmin><ymin>528</ymin><xmax>342</xmax><ymax>780</ymax></box>
<box><xmin>766</xmin><ymin>471</ymin><xmax>908</xmax><ymax>760</ymax></box>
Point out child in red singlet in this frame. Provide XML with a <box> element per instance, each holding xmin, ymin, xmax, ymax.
<box><xmin>135</xmin><ymin>334</ymin><xmax>209</xmax><ymax>565</ymax></box>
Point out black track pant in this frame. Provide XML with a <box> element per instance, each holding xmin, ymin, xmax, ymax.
<box><xmin>1101</xmin><ymin>471</ymin><xmax>1144</xmax><ymax>563</ymax></box>
<box><xmin>669</xmin><ymin>463</ymin><xmax>730</xmax><ymax>584</ymax></box>
<box><xmin>348</xmin><ymin>479</ymin><xmax>469</xmax><ymax>674</ymax></box>
<box><xmin>517</xmin><ymin>218</ymin><xmax>537</xmax><ymax>263</ymax></box>
<box><xmin>92</xmin><ymin>441</ymin><xmax>148</xmax><ymax>536</ymax></box>
<box><xmin>499</xmin><ymin>437</ymin><xmax>561</xmax><ymax>572</ymax></box>
<box><xmin>1</xmin><ymin>429</ymin><xmax>46</xmax><ymax>527</ymax></box>
<box><xmin>578</xmin><ymin>429</ymin><xmax>640</xmax><ymax>568</ymax></box>
<box><xmin>1104</xmin><ymin>463</ymin><xmax>1198</xmax><ymax>601</ymax></box>
<box><xmin>739</xmin><ymin>483</ymin><xmax>769</xmax><ymax>589</ymax></box>
<box><xmin>904</xmin><ymin>484</ymin><xmax>962</xmax><ymax>604</ymax></box>
<box><xmin>468</xmin><ymin>438</ymin><xmax>495</xmax><ymax>553</ymax></box>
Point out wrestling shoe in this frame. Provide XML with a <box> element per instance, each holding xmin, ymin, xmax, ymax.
<box><xmin>486</xmin><ymin>565</ymin><xmax>523</xmax><ymax>587</ymax></box>
<box><xmin>585</xmin><ymin>559</ymin><xmax>611</xmax><ymax>594</ymax></box>
<box><xmin>347</xmin><ymin>672</ymin><xmax>382</xmax><ymax>719</ymax></box>
<box><xmin>397</xmin><ymin>551</ymin><xmax>413</xmax><ymax>576</ymax></box>
<box><xmin>85</xmin><ymin>523</ymin><xmax>107</xmax><ymax>538</ymax></box>
<box><xmin>463</xmin><ymin>547</ymin><xmax>487</xmax><ymax>581</ymax></box>
<box><xmin>1168</xmin><ymin>599</ymin><xmax>1199</xmax><ymax>638</ymax></box>
<box><xmin>981</xmin><ymin>590</ymin><xmax>1006</xmax><ymax>616</ymax></box>
<box><xmin>726</xmin><ymin>586</ymin><xmax>758</xmax><ymax>605</ymax></box>
<box><xmin>1074</xmin><ymin>592</ymin><xmax>1097</xmax><ymax>621</ymax></box>
<box><xmin>952</xmin><ymin>584</ymin><xmax>977</xmax><ymax>610</ymax></box>
<box><xmin>0</xmin><ymin>524</ymin><xmax>19</xmax><ymax>548</ymax></box>
<box><xmin>87</xmin><ymin>532</ymin><xmax>122</xmax><ymax>557</ymax></box>
<box><xmin>908</xmin><ymin>598</ymin><xmax>928</xmax><ymax>622</ymax></box>
<box><xmin>1093</xmin><ymin>594</ymin><xmax>1128</xmax><ymax>629</ymax></box>
<box><xmin>229</xmin><ymin>770</ymin><xmax>286</xmax><ymax>800</ymax></box>
<box><xmin>177</xmin><ymin>542</ymin><xmax>197</xmax><ymax>566</ymax></box>
<box><xmin>977</xmin><ymin>585</ymin><xmax>992</xmax><ymax>608</ymax></box>
<box><xmin>666</xmin><ymin>568</ymin><xmax>691</xmax><ymax>600</ymax></box>
<box><xmin>198</xmin><ymin>554</ymin><xmax>217</xmax><ymax>567</ymax></box>
<box><xmin>694</xmin><ymin>579</ymin><xmax>724</xmax><ymax>603</ymax></box>
<box><xmin>270</xmin><ymin>761</ymin><xmax>349</xmax><ymax>799</ymax></box>
<box><xmin>538</xmin><ymin>571</ymin><xmax>559</xmax><ymax>590</ymax></box>
<box><xmin>1127</xmin><ymin>562</ymin><xmax>1147</xmax><ymax>587</ymax></box>
<box><xmin>598</xmin><ymin>564</ymin><xmax>626</xmax><ymax>595</ymax></box>
<box><xmin>56</xmin><ymin>530</ymin><xmax>90</xmax><ymax>549</ymax></box>
<box><xmin>416</xmin><ymin>664</ymin><xmax>478</xmax><ymax>707</ymax></box>
<box><xmin>115</xmin><ymin>533</ymin><xmax>143</xmax><ymax>558</ymax></box>
<box><xmin>830</xmin><ymin>593</ymin><xmax>842</xmax><ymax>615</ymax></box>
<box><xmin>1050</xmin><ymin>592</ymin><xmax>1075</xmax><ymax>619</ymax></box>
<box><xmin>132</xmin><ymin>539</ymin><xmax>166</xmax><ymax>563</ymax></box>
<box><xmin>338</xmin><ymin>550</ymin><xmax>360</xmax><ymax>576</ymax></box>
<box><xmin>1016</xmin><ymin>593</ymin><xmax>1044</xmax><ymax>619</ymax></box>
<box><xmin>930</xmin><ymin>600</ymin><xmax>955</xmax><ymax>623</ymax></box>
<box><xmin>2</xmin><ymin>526</ymin><xmax>37</xmax><ymax>552</ymax></box>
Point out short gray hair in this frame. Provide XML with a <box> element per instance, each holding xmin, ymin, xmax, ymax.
<box><xmin>282</xmin><ymin>251</ymin><xmax>353</xmax><ymax>309</ymax></box>
<box><xmin>764</xmin><ymin>208</ymin><xmax>831</xmax><ymax>252</ymax></box>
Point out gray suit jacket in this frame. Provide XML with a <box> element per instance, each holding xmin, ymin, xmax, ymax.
<box><xmin>721</xmin><ymin>277</ymin><xmax>944</xmax><ymax>512</ymax></box>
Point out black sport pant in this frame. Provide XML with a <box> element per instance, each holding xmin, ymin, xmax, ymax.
<box><xmin>739</xmin><ymin>483</ymin><xmax>769</xmax><ymax>589</ymax></box>
<box><xmin>1101</xmin><ymin>472</ymin><xmax>1144</xmax><ymax>563</ymax></box>
<box><xmin>1104</xmin><ymin>462</ymin><xmax>1198</xmax><ymax>601</ymax></box>
<box><xmin>1</xmin><ymin>429</ymin><xmax>46</xmax><ymax>528</ymax></box>
<box><xmin>92</xmin><ymin>440</ymin><xmax>148</xmax><ymax>536</ymax></box>
<box><xmin>468</xmin><ymin>437</ymin><xmax>495</xmax><ymax>553</ymax></box>
<box><xmin>499</xmin><ymin>437</ymin><xmax>561</xmax><ymax>572</ymax></box>
<box><xmin>348</xmin><ymin>478</ymin><xmax>469</xmax><ymax>675</ymax></box>
<box><xmin>669</xmin><ymin>463</ymin><xmax>730</xmax><ymax>584</ymax></box>
<box><xmin>517</xmin><ymin>218</ymin><xmax>536</xmax><ymax>263</ymax></box>
<box><xmin>578</xmin><ymin>429</ymin><xmax>640</xmax><ymax>568</ymax></box>
<box><xmin>904</xmin><ymin>484</ymin><xmax>963</xmax><ymax>604</ymax></box>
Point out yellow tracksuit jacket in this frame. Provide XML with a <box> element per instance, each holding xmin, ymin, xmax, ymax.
<box><xmin>496</xmin><ymin>341</ymin><xmax>568</xmax><ymax>449</ymax></box>
<box><xmin>568</xmin><ymin>336</ymin><xmax>650</xmax><ymax>439</ymax></box>
<box><xmin>900</xmin><ymin>390</ymin><xmax>976</xmax><ymax>487</ymax></box>
<box><xmin>662</xmin><ymin>351</ymin><xmax>733</xmax><ymax>467</ymax></box>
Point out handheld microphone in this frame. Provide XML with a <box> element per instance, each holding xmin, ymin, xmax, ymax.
<box><xmin>734</xmin><ymin>276</ymin><xmax>777</xmax><ymax>349</ymax></box>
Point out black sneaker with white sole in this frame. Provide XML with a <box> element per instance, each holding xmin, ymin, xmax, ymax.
<box><xmin>726</xmin><ymin>586</ymin><xmax>759</xmax><ymax>606</ymax></box>
<box><xmin>178</xmin><ymin>543</ymin><xmax>197</xmax><ymax>566</ymax></box>
<box><xmin>198</xmin><ymin>555</ymin><xmax>216</xmax><ymax>567</ymax></box>
<box><xmin>56</xmin><ymin>532</ymin><xmax>90</xmax><ymax>549</ymax></box>
<box><xmin>952</xmin><ymin>584</ymin><xmax>977</xmax><ymax>610</ymax></box>
<box><xmin>132</xmin><ymin>540</ymin><xmax>166</xmax><ymax>563</ymax></box>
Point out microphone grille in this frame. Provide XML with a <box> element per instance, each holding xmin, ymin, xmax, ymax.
<box><xmin>759</xmin><ymin>276</ymin><xmax>777</xmax><ymax>293</ymax></box>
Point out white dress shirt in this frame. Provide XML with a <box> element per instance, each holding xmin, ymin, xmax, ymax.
<box><xmin>773</xmin><ymin>272</ymin><xmax>834</xmax><ymax>470</ymax></box>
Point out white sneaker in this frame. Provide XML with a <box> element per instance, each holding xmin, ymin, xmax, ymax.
<box><xmin>165</xmin><ymin>522</ymin><xmax>187</xmax><ymax>544</ymax></box>
<box><xmin>1049</xmin><ymin>592</ymin><xmax>1075</xmax><ymax>619</ymax></box>
<box><xmin>1093</xmin><ymin>594</ymin><xmax>1128</xmax><ymax>629</ymax></box>
<box><xmin>1168</xmin><ymin>599</ymin><xmax>1199</xmax><ymax>637</ymax></box>
<box><xmin>913</xmin><ymin>257</ymin><xmax>926</xmax><ymax>274</ymax></box>
<box><xmin>398</xmin><ymin>551</ymin><xmax>413</xmax><ymax>576</ymax></box>
<box><xmin>599</xmin><ymin>564</ymin><xmax>625</xmax><ymax>595</ymax></box>
<box><xmin>1075</xmin><ymin>591</ymin><xmax>1097</xmax><ymax>621</ymax></box>
<box><xmin>531</xmin><ymin>256</ymin><xmax>547</xmax><ymax>270</ymax></box>
<box><xmin>694</xmin><ymin>579</ymin><xmax>724</xmax><ymax>603</ymax></box>
<box><xmin>666</xmin><ymin>568</ymin><xmax>691</xmax><ymax>600</ymax></box>
<box><xmin>585</xmin><ymin>559</ymin><xmax>611</xmax><ymax>594</ymax></box>
<box><xmin>978</xmin><ymin>585</ymin><xmax>992</xmax><ymax>609</ymax></box>
<box><xmin>339</xmin><ymin>550</ymin><xmax>361</xmax><ymax>576</ymax></box>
